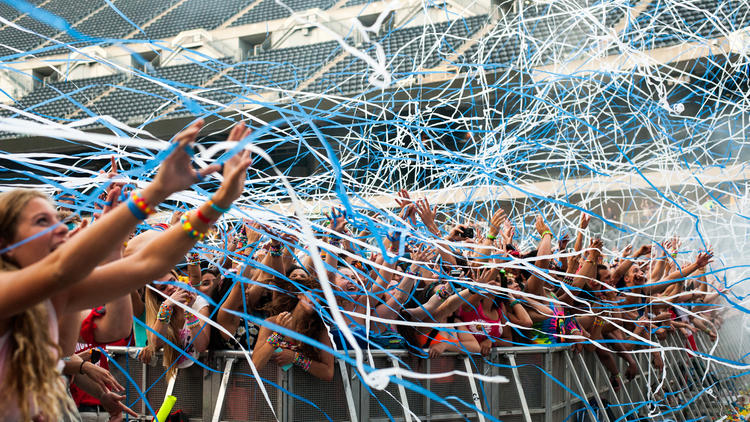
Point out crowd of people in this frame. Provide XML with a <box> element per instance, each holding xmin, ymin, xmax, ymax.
<box><xmin>0</xmin><ymin>121</ymin><xmax>732</xmax><ymax>421</ymax></box>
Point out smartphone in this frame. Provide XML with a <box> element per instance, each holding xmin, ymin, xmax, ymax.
<box><xmin>460</xmin><ymin>227</ymin><xmax>474</xmax><ymax>239</ymax></box>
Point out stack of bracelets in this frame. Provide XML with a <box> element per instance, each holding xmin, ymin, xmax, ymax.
<box><xmin>186</xmin><ymin>252</ymin><xmax>200</xmax><ymax>265</ymax></box>
<box><xmin>157</xmin><ymin>302</ymin><xmax>173</xmax><ymax>323</ymax></box>
<box><xmin>127</xmin><ymin>190</ymin><xmax>156</xmax><ymax>220</ymax></box>
<box><xmin>269</xmin><ymin>242</ymin><xmax>283</xmax><ymax>257</ymax></box>
<box><xmin>267</xmin><ymin>332</ymin><xmax>312</xmax><ymax>372</ymax></box>
<box><xmin>185</xmin><ymin>312</ymin><xmax>201</xmax><ymax>329</ymax></box>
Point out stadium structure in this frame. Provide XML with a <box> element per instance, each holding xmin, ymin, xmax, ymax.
<box><xmin>1</xmin><ymin>0</ymin><xmax>750</xmax><ymax>421</ymax></box>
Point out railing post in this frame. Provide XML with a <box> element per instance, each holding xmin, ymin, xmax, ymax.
<box><xmin>389</xmin><ymin>356</ymin><xmax>414</xmax><ymax>422</ymax></box>
<box><xmin>507</xmin><ymin>353</ymin><xmax>533</xmax><ymax>422</ymax></box>
<box><xmin>564</xmin><ymin>349</ymin><xmax>571</xmax><ymax>418</ymax></box>
<box><xmin>211</xmin><ymin>357</ymin><xmax>235</xmax><ymax>422</ymax></box>
<box><xmin>563</xmin><ymin>350</ymin><xmax>602</xmax><ymax>422</ymax></box>
<box><xmin>575</xmin><ymin>352</ymin><xmax>611</xmax><ymax>422</ymax></box>
<box><xmin>462</xmin><ymin>356</ymin><xmax>486</xmax><ymax>422</ymax></box>
<box><xmin>544</xmin><ymin>350</ymin><xmax>552</xmax><ymax>422</ymax></box>
<box><xmin>660</xmin><ymin>344</ymin><xmax>696</xmax><ymax>421</ymax></box>
<box><xmin>338</xmin><ymin>360</ymin><xmax>359</xmax><ymax>422</ymax></box>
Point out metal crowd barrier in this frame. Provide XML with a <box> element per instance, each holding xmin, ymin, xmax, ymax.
<box><xmin>107</xmin><ymin>318</ymin><xmax>749</xmax><ymax>422</ymax></box>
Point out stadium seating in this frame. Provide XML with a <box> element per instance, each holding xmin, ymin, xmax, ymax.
<box><xmin>78</xmin><ymin>59</ymin><xmax>228</xmax><ymax>123</ymax></box>
<box><xmin>204</xmin><ymin>41</ymin><xmax>341</xmax><ymax>104</ymax></box>
<box><xmin>2</xmin><ymin>0</ymin><xmax>741</xmax><ymax>128</ymax></box>
<box><xmin>314</xmin><ymin>15</ymin><xmax>488</xmax><ymax>95</ymax></box>
<box><xmin>620</xmin><ymin>0</ymin><xmax>750</xmax><ymax>50</ymax></box>
<box><xmin>229</xmin><ymin>0</ymin><xmax>337</xmax><ymax>27</ymax></box>
<box><xmin>73</xmin><ymin>0</ymin><xmax>182</xmax><ymax>40</ymax></box>
<box><xmin>0</xmin><ymin>0</ymin><xmax>105</xmax><ymax>57</ymax></box>
<box><xmin>133</xmin><ymin>0</ymin><xmax>257</xmax><ymax>40</ymax></box>
<box><xmin>2</xmin><ymin>74</ymin><xmax>126</xmax><ymax>121</ymax></box>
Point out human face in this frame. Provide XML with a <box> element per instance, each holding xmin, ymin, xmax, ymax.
<box><xmin>5</xmin><ymin>198</ymin><xmax>68</xmax><ymax>268</ymax></box>
<box><xmin>598</xmin><ymin>268</ymin><xmax>613</xmax><ymax>286</ymax></box>
<box><xmin>335</xmin><ymin>267</ymin><xmax>360</xmax><ymax>294</ymax></box>
<box><xmin>155</xmin><ymin>273</ymin><xmax>178</xmax><ymax>296</ymax></box>
<box><xmin>289</xmin><ymin>268</ymin><xmax>310</xmax><ymax>284</ymax></box>
<box><xmin>625</xmin><ymin>264</ymin><xmax>646</xmax><ymax>285</ymax></box>
<box><xmin>198</xmin><ymin>272</ymin><xmax>217</xmax><ymax>296</ymax></box>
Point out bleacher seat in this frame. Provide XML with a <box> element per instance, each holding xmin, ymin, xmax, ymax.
<box><xmin>0</xmin><ymin>0</ymin><xmax>105</xmax><ymax>57</ymax></box>
<box><xmin>229</xmin><ymin>0</ymin><xmax>337</xmax><ymax>27</ymax></box>
<box><xmin>133</xmin><ymin>0</ymin><xmax>257</xmax><ymax>40</ymax></box>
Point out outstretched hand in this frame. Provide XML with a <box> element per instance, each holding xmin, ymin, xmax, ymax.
<box><xmin>212</xmin><ymin>122</ymin><xmax>253</xmax><ymax>208</ymax></box>
<box><xmin>152</xmin><ymin>120</ymin><xmax>221</xmax><ymax>197</ymax></box>
<box><xmin>415</xmin><ymin>198</ymin><xmax>438</xmax><ymax>231</ymax></box>
<box><xmin>695</xmin><ymin>250</ymin><xmax>714</xmax><ymax>268</ymax></box>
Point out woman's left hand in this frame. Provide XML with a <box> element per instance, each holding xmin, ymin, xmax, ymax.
<box><xmin>100</xmin><ymin>391</ymin><xmax>139</xmax><ymax>421</ymax></box>
<box><xmin>272</xmin><ymin>349</ymin><xmax>296</xmax><ymax>367</ymax></box>
<box><xmin>81</xmin><ymin>361</ymin><xmax>125</xmax><ymax>393</ymax></box>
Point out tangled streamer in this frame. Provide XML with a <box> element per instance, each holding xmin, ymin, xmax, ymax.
<box><xmin>1</xmin><ymin>0</ymin><xmax>750</xmax><ymax>420</ymax></box>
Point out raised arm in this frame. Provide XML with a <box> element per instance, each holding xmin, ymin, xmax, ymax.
<box><xmin>0</xmin><ymin>121</ymin><xmax>223</xmax><ymax>320</ymax></box>
<box><xmin>414</xmin><ymin>198</ymin><xmax>457</xmax><ymax>267</ymax></box>
<box><xmin>60</xmin><ymin>123</ymin><xmax>253</xmax><ymax>312</ymax></box>
<box><xmin>526</xmin><ymin>216</ymin><xmax>554</xmax><ymax>298</ymax></box>
<box><xmin>612</xmin><ymin>244</ymin><xmax>651</xmax><ymax>282</ymax></box>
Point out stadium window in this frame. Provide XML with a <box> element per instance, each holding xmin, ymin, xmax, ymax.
<box><xmin>32</xmin><ymin>67</ymin><xmax>59</xmax><ymax>88</ymax></box>
<box><xmin>132</xmin><ymin>50</ymin><xmax>160</xmax><ymax>72</ymax></box>
<box><xmin>240</xmin><ymin>34</ymin><xmax>270</xmax><ymax>59</ymax></box>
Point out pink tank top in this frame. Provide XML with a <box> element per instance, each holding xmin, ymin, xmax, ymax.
<box><xmin>0</xmin><ymin>299</ymin><xmax>60</xmax><ymax>421</ymax></box>
<box><xmin>456</xmin><ymin>303</ymin><xmax>503</xmax><ymax>343</ymax></box>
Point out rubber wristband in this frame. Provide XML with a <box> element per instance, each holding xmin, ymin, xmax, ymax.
<box><xmin>79</xmin><ymin>360</ymin><xmax>87</xmax><ymax>375</ymax></box>
<box><xmin>486</xmin><ymin>234</ymin><xmax>496</xmax><ymax>240</ymax></box>
<box><xmin>195</xmin><ymin>208</ymin><xmax>212</xmax><ymax>224</ymax></box>
<box><xmin>209</xmin><ymin>200</ymin><xmax>230</xmax><ymax>214</ymax></box>
<box><xmin>126</xmin><ymin>199</ymin><xmax>147</xmax><ymax>220</ymax></box>
<box><xmin>541</xmin><ymin>230</ymin><xmax>553</xmax><ymax>238</ymax></box>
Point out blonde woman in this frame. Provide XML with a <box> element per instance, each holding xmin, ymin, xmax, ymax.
<box><xmin>0</xmin><ymin>121</ymin><xmax>252</xmax><ymax>421</ymax></box>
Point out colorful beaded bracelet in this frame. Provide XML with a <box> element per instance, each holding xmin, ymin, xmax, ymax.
<box><xmin>293</xmin><ymin>352</ymin><xmax>311</xmax><ymax>372</ymax></box>
<box><xmin>180</xmin><ymin>212</ymin><xmax>206</xmax><ymax>241</ymax></box>
<box><xmin>157</xmin><ymin>302</ymin><xmax>173</xmax><ymax>323</ymax></box>
<box><xmin>185</xmin><ymin>313</ymin><xmax>201</xmax><ymax>329</ymax></box>
<box><xmin>127</xmin><ymin>190</ymin><xmax>155</xmax><ymax>220</ymax></box>
<box><xmin>267</xmin><ymin>332</ymin><xmax>283</xmax><ymax>348</ymax></box>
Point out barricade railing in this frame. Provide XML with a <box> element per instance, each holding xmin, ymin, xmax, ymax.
<box><xmin>106</xmin><ymin>320</ymin><xmax>749</xmax><ymax>421</ymax></box>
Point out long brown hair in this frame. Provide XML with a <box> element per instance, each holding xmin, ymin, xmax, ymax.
<box><xmin>144</xmin><ymin>274</ymin><xmax>182</xmax><ymax>380</ymax></box>
<box><xmin>0</xmin><ymin>189</ymin><xmax>76</xmax><ymax>420</ymax></box>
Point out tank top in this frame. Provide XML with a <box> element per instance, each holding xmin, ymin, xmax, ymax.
<box><xmin>0</xmin><ymin>299</ymin><xmax>61</xmax><ymax>421</ymax></box>
<box><xmin>456</xmin><ymin>303</ymin><xmax>503</xmax><ymax>343</ymax></box>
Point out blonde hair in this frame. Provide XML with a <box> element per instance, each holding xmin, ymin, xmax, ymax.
<box><xmin>145</xmin><ymin>277</ymin><xmax>182</xmax><ymax>380</ymax></box>
<box><xmin>0</xmin><ymin>189</ymin><xmax>76</xmax><ymax>420</ymax></box>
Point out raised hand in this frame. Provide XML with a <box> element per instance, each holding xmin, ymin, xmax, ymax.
<box><xmin>695</xmin><ymin>250</ymin><xmax>714</xmax><ymax>268</ymax></box>
<box><xmin>502</xmin><ymin>220</ymin><xmax>515</xmax><ymax>244</ymax></box>
<box><xmin>169</xmin><ymin>210</ymin><xmax>184</xmax><ymax>226</ymax></box>
<box><xmin>620</xmin><ymin>244</ymin><xmax>633</xmax><ymax>258</ymax></box>
<box><xmin>579</xmin><ymin>212</ymin><xmax>591</xmax><ymax>230</ymax></box>
<box><xmin>488</xmin><ymin>208</ymin><xmax>507</xmax><ymax>237</ymax></box>
<box><xmin>211</xmin><ymin>122</ymin><xmax>253</xmax><ymax>209</ymax></box>
<box><xmin>276</xmin><ymin>311</ymin><xmax>294</xmax><ymax>330</ymax></box>
<box><xmin>151</xmin><ymin>120</ymin><xmax>221</xmax><ymax>198</ymax></box>
<box><xmin>394</xmin><ymin>189</ymin><xmax>412</xmax><ymax>210</ymax></box>
<box><xmin>328</xmin><ymin>208</ymin><xmax>347</xmax><ymax>233</ymax></box>
<box><xmin>635</xmin><ymin>244</ymin><xmax>651</xmax><ymax>257</ymax></box>
<box><xmin>535</xmin><ymin>215</ymin><xmax>550</xmax><ymax>236</ymax></box>
<box><xmin>410</xmin><ymin>247</ymin><xmax>436</xmax><ymax>266</ymax></box>
<box><xmin>558</xmin><ymin>232</ymin><xmax>571</xmax><ymax>251</ymax></box>
<box><xmin>588</xmin><ymin>238</ymin><xmax>603</xmax><ymax>260</ymax></box>
<box><xmin>415</xmin><ymin>198</ymin><xmax>438</xmax><ymax>231</ymax></box>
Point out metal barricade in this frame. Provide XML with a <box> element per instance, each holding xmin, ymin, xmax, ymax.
<box><xmin>105</xmin><ymin>325</ymin><xmax>750</xmax><ymax>422</ymax></box>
